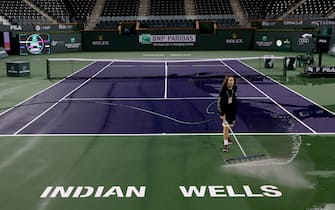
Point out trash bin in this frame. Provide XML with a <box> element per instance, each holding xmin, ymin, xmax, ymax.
<box><xmin>283</xmin><ymin>57</ymin><xmax>296</xmax><ymax>70</ymax></box>
<box><xmin>264</xmin><ymin>55</ymin><xmax>274</xmax><ymax>69</ymax></box>
<box><xmin>6</xmin><ymin>61</ymin><xmax>30</xmax><ymax>77</ymax></box>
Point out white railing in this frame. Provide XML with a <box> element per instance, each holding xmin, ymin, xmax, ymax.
<box><xmin>99</xmin><ymin>15</ymin><xmax>236</xmax><ymax>22</ymax></box>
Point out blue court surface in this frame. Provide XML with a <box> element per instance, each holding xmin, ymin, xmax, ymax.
<box><xmin>0</xmin><ymin>59</ymin><xmax>335</xmax><ymax>135</ymax></box>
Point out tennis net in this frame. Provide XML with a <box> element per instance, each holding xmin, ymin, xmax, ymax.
<box><xmin>46</xmin><ymin>57</ymin><xmax>286</xmax><ymax>80</ymax></box>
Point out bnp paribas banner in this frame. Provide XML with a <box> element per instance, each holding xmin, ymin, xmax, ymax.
<box><xmin>81</xmin><ymin>30</ymin><xmax>254</xmax><ymax>51</ymax></box>
<box><xmin>139</xmin><ymin>34</ymin><xmax>197</xmax><ymax>47</ymax></box>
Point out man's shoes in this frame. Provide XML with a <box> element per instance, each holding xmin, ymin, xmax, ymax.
<box><xmin>222</xmin><ymin>145</ymin><xmax>228</xmax><ymax>152</ymax></box>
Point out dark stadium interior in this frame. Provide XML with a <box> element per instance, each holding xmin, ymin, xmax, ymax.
<box><xmin>0</xmin><ymin>0</ymin><xmax>333</xmax><ymax>28</ymax></box>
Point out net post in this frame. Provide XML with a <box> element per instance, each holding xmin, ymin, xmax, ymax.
<box><xmin>71</xmin><ymin>60</ymin><xmax>74</xmax><ymax>74</ymax></box>
<box><xmin>46</xmin><ymin>59</ymin><xmax>50</xmax><ymax>79</ymax></box>
<box><xmin>283</xmin><ymin>58</ymin><xmax>288</xmax><ymax>83</ymax></box>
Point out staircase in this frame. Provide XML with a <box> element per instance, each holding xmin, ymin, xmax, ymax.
<box><xmin>229</xmin><ymin>0</ymin><xmax>248</xmax><ymax>26</ymax></box>
<box><xmin>0</xmin><ymin>16</ymin><xmax>11</xmax><ymax>25</ymax></box>
<box><xmin>23</xmin><ymin>0</ymin><xmax>58</xmax><ymax>23</ymax></box>
<box><xmin>138</xmin><ymin>0</ymin><xmax>151</xmax><ymax>16</ymax></box>
<box><xmin>184</xmin><ymin>0</ymin><xmax>196</xmax><ymax>16</ymax></box>
<box><xmin>86</xmin><ymin>0</ymin><xmax>107</xmax><ymax>30</ymax></box>
<box><xmin>278</xmin><ymin>0</ymin><xmax>306</xmax><ymax>20</ymax></box>
<box><xmin>327</xmin><ymin>10</ymin><xmax>335</xmax><ymax>18</ymax></box>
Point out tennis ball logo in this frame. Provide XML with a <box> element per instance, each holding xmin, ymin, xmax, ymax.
<box><xmin>140</xmin><ymin>34</ymin><xmax>152</xmax><ymax>44</ymax></box>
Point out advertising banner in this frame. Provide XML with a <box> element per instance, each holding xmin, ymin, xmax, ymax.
<box><xmin>138</xmin><ymin>34</ymin><xmax>197</xmax><ymax>47</ymax></box>
<box><xmin>2</xmin><ymin>24</ymin><xmax>84</xmax><ymax>32</ymax></box>
<box><xmin>82</xmin><ymin>31</ymin><xmax>117</xmax><ymax>51</ymax></box>
<box><xmin>19</xmin><ymin>32</ymin><xmax>81</xmax><ymax>55</ymax></box>
<box><xmin>261</xmin><ymin>19</ymin><xmax>335</xmax><ymax>29</ymax></box>
<box><xmin>254</xmin><ymin>30</ymin><xmax>316</xmax><ymax>52</ymax></box>
<box><xmin>82</xmin><ymin>29</ymin><xmax>254</xmax><ymax>51</ymax></box>
<box><xmin>50</xmin><ymin>32</ymin><xmax>82</xmax><ymax>53</ymax></box>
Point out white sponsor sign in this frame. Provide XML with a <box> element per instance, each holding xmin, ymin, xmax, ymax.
<box><xmin>139</xmin><ymin>34</ymin><xmax>196</xmax><ymax>45</ymax></box>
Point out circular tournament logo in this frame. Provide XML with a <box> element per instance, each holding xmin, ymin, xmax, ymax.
<box><xmin>25</xmin><ymin>34</ymin><xmax>45</xmax><ymax>54</ymax></box>
<box><xmin>276</xmin><ymin>39</ymin><xmax>283</xmax><ymax>47</ymax></box>
<box><xmin>35</xmin><ymin>25</ymin><xmax>41</xmax><ymax>31</ymax></box>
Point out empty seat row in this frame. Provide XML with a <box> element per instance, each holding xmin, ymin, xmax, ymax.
<box><xmin>30</xmin><ymin>0</ymin><xmax>96</xmax><ymax>23</ymax></box>
<box><xmin>102</xmin><ymin>0</ymin><xmax>139</xmax><ymax>16</ymax></box>
<box><xmin>290</xmin><ymin>0</ymin><xmax>334</xmax><ymax>17</ymax></box>
<box><xmin>240</xmin><ymin>0</ymin><xmax>299</xmax><ymax>19</ymax></box>
<box><xmin>195</xmin><ymin>0</ymin><xmax>233</xmax><ymax>15</ymax></box>
<box><xmin>150</xmin><ymin>0</ymin><xmax>185</xmax><ymax>16</ymax></box>
<box><xmin>0</xmin><ymin>0</ymin><xmax>48</xmax><ymax>24</ymax></box>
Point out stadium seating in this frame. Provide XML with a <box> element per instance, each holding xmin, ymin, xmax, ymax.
<box><xmin>1</xmin><ymin>0</ymin><xmax>335</xmax><ymax>27</ymax></box>
<box><xmin>68</xmin><ymin>0</ymin><xmax>96</xmax><ymax>22</ymax></box>
<box><xmin>239</xmin><ymin>0</ymin><xmax>266</xmax><ymax>19</ymax></box>
<box><xmin>0</xmin><ymin>0</ymin><xmax>48</xmax><ymax>24</ymax></box>
<box><xmin>31</xmin><ymin>0</ymin><xmax>95</xmax><ymax>22</ymax></box>
<box><xmin>140</xmin><ymin>19</ymin><xmax>195</xmax><ymax>28</ymax></box>
<box><xmin>96</xmin><ymin>0</ymin><xmax>140</xmax><ymax>29</ymax></box>
<box><xmin>94</xmin><ymin>20</ymin><xmax>119</xmax><ymax>29</ymax></box>
<box><xmin>95</xmin><ymin>18</ymin><xmax>195</xmax><ymax>30</ymax></box>
<box><xmin>194</xmin><ymin>0</ymin><xmax>233</xmax><ymax>15</ymax></box>
<box><xmin>216</xmin><ymin>18</ymin><xmax>239</xmax><ymax>28</ymax></box>
<box><xmin>31</xmin><ymin>0</ymin><xmax>70</xmax><ymax>22</ymax></box>
<box><xmin>102</xmin><ymin>0</ymin><xmax>140</xmax><ymax>16</ymax></box>
<box><xmin>265</xmin><ymin>0</ymin><xmax>299</xmax><ymax>18</ymax></box>
<box><xmin>240</xmin><ymin>0</ymin><xmax>300</xmax><ymax>19</ymax></box>
<box><xmin>290</xmin><ymin>0</ymin><xmax>334</xmax><ymax>18</ymax></box>
<box><xmin>150</xmin><ymin>0</ymin><xmax>185</xmax><ymax>16</ymax></box>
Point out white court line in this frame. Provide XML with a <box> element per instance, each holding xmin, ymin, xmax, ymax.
<box><xmin>221</xmin><ymin>60</ymin><xmax>317</xmax><ymax>134</ymax></box>
<box><xmin>109</xmin><ymin>65</ymin><xmax>136</xmax><ymax>68</ymax></box>
<box><xmin>230</xmin><ymin>128</ymin><xmax>247</xmax><ymax>157</ymax></box>
<box><xmin>48</xmin><ymin>57</ymin><xmax>285</xmax><ymax>63</ymax></box>
<box><xmin>240</xmin><ymin>61</ymin><xmax>335</xmax><ymax>116</ymax></box>
<box><xmin>191</xmin><ymin>65</ymin><xmax>223</xmax><ymax>67</ymax></box>
<box><xmin>168</xmin><ymin>65</ymin><xmax>223</xmax><ymax>67</ymax></box>
<box><xmin>13</xmin><ymin>63</ymin><xmax>113</xmax><ymax>135</ymax></box>
<box><xmin>164</xmin><ymin>62</ymin><xmax>168</xmax><ymax>99</ymax></box>
<box><xmin>109</xmin><ymin>65</ymin><xmax>164</xmax><ymax>68</ymax></box>
<box><xmin>63</xmin><ymin>96</ymin><xmax>268</xmax><ymax>101</ymax></box>
<box><xmin>1</xmin><ymin>132</ymin><xmax>335</xmax><ymax>137</ymax></box>
<box><xmin>0</xmin><ymin>62</ymin><xmax>99</xmax><ymax>118</ymax></box>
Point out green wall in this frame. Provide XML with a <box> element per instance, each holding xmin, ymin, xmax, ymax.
<box><xmin>82</xmin><ymin>29</ymin><xmax>254</xmax><ymax>51</ymax></box>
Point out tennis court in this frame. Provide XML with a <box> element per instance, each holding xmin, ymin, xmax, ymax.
<box><xmin>0</xmin><ymin>54</ymin><xmax>335</xmax><ymax>210</ymax></box>
<box><xmin>0</xmin><ymin>59</ymin><xmax>334</xmax><ymax>135</ymax></box>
